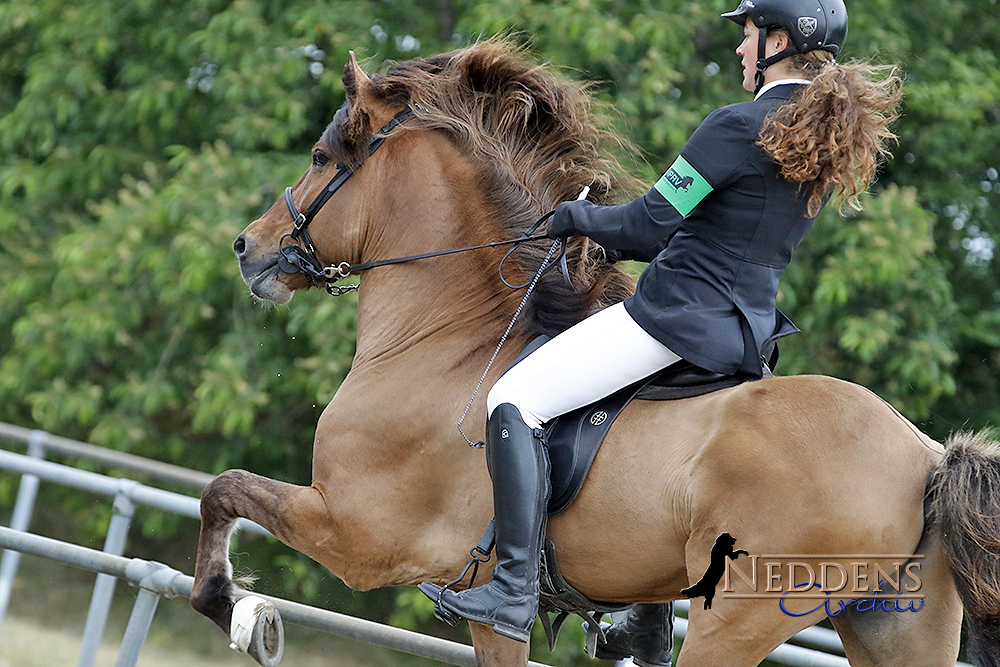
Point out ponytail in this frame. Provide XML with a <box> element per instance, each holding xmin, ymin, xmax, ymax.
<box><xmin>758</xmin><ymin>50</ymin><xmax>904</xmax><ymax>217</ymax></box>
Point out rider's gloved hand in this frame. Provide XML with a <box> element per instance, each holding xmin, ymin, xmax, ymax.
<box><xmin>546</xmin><ymin>200</ymin><xmax>585</xmax><ymax>240</ymax></box>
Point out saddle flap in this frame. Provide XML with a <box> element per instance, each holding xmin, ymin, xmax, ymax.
<box><xmin>545</xmin><ymin>379</ymin><xmax>646</xmax><ymax>514</ymax></box>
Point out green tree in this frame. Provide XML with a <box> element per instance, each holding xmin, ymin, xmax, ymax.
<box><xmin>778</xmin><ymin>186</ymin><xmax>958</xmax><ymax>420</ymax></box>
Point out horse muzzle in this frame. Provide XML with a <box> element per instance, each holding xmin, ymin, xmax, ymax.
<box><xmin>233</xmin><ymin>232</ymin><xmax>299</xmax><ymax>304</ymax></box>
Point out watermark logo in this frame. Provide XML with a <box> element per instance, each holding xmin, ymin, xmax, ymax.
<box><xmin>683</xmin><ymin>533</ymin><xmax>747</xmax><ymax>610</ymax></box>
<box><xmin>686</xmin><ymin>534</ymin><xmax>925</xmax><ymax>617</ymax></box>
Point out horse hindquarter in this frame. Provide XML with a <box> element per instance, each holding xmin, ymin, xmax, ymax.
<box><xmin>550</xmin><ymin>376</ymin><xmax>957</xmax><ymax>665</ymax></box>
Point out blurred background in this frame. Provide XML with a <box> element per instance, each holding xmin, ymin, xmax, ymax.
<box><xmin>0</xmin><ymin>0</ymin><xmax>997</xmax><ymax>664</ymax></box>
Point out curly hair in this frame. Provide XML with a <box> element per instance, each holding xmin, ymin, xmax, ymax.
<box><xmin>757</xmin><ymin>47</ymin><xmax>904</xmax><ymax>216</ymax></box>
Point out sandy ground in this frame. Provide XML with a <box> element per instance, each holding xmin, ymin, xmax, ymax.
<box><xmin>0</xmin><ymin>606</ymin><xmax>416</xmax><ymax>667</ymax></box>
<box><xmin>0</xmin><ymin>613</ymin><xmax>277</xmax><ymax>667</ymax></box>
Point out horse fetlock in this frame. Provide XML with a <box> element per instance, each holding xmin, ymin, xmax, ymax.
<box><xmin>190</xmin><ymin>571</ymin><xmax>238</xmax><ymax>634</ymax></box>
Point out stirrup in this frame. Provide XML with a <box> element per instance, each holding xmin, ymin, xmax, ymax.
<box><xmin>426</xmin><ymin>519</ymin><xmax>496</xmax><ymax>625</ymax></box>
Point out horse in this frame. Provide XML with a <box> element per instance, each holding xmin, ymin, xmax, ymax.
<box><xmin>191</xmin><ymin>38</ymin><xmax>1000</xmax><ymax>667</ymax></box>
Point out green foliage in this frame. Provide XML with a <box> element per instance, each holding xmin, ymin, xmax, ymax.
<box><xmin>779</xmin><ymin>186</ymin><xmax>958</xmax><ymax>421</ymax></box>
<box><xmin>1</xmin><ymin>0</ymin><xmax>999</xmax><ymax>660</ymax></box>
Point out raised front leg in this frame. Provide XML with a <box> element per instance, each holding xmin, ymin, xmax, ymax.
<box><xmin>190</xmin><ymin>469</ymin><xmax>333</xmax><ymax>663</ymax></box>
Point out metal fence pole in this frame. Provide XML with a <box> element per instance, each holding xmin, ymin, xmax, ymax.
<box><xmin>77</xmin><ymin>481</ymin><xmax>137</xmax><ymax>667</ymax></box>
<box><xmin>113</xmin><ymin>587</ymin><xmax>161</xmax><ymax>667</ymax></box>
<box><xmin>0</xmin><ymin>429</ymin><xmax>46</xmax><ymax>633</ymax></box>
<box><xmin>113</xmin><ymin>559</ymin><xmax>192</xmax><ymax>667</ymax></box>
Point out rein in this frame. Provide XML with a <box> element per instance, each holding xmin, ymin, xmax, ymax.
<box><xmin>277</xmin><ymin>105</ymin><xmax>569</xmax><ymax>296</ymax></box>
<box><xmin>310</xmin><ymin>222</ymin><xmax>563</xmax><ymax>296</ymax></box>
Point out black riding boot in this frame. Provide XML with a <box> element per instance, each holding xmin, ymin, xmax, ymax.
<box><xmin>594</xmin><ymin>603</ymin><xmax>674</xmax><ymax>667</ymax></box>
<box><xmin>418</xmin><ymin>403</ymin><xmax>550</xmax><ymax>642</ymax></box>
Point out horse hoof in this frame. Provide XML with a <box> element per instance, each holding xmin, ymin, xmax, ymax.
<box><xmin>229</xmin><ymin>595</ymin><xmax>284</xmax><ymax>666</ymax></box>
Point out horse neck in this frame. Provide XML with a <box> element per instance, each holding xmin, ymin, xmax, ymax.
<box><xmin>349</xmin><ymin>133</ymin><xmax>531</xmax><ymax>372</ymax></box>
<box><xmin>351</xmin><ymin>253</ymin><xmax>528</xmax><ymax>370</ymax></box>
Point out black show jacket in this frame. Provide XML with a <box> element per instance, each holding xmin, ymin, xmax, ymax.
<box><xmin>556</xmin><ymin>84</ymin><xmax>819</xmax><ymax>378</ymax></box>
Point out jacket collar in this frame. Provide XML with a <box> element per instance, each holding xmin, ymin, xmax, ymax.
<box><xmin>754</xmin><ymin>79</ymin><xmax>811</xmax><ymax>101</ymax></box>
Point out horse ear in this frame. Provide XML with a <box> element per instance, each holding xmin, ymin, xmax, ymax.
<box><xmin>340</xmin><ymin>51</ymin><xmax>375</xmax><ymax>164</ymax></box>
<box><xmin>343</xmin><ymin>51</ymin><xmax>374</xmax><ymax>104</ymax></box>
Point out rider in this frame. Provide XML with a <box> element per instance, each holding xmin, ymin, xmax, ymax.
<box><xmin>420</xmin><ymin>0</ymin><xmax>901</xmax><ymax>663</ymax></box>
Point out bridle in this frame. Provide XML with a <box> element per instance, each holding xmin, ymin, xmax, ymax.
<box><xmin>277</xmin><ymin>107</ymin><xmax>416</xmax><ymax>293</ymax></box>
<box><xmin>276</xmin><ymin>105</ymin><xmax>561</xmax><ymax>296</ymax></box>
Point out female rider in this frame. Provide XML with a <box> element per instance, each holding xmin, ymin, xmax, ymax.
<box><xmin>420</xmin><ymin>1</ymin><xmax>902</xmax><ymax>664</ymax></box>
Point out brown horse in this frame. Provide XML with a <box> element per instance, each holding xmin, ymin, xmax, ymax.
<box><xmin>191</xmin><ymin>39</ymin><xmax>1000</xmax><ymax>667</ymax></box>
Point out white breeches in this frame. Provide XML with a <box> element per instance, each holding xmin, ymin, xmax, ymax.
<box><xmin>487</xmin><ymin>302</ymin><xmax>682</xmax><ymax>429</ymax></box>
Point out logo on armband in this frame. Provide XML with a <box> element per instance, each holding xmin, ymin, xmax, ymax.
<box><xmin>653</xmin><ymin>156</ymin><xmax>714</xmax><ymax>217</ymax></box>
<box><xmin>663</xmin><ymin>169</ymin><xmax>695</xmax><ymax>192</ymax></box>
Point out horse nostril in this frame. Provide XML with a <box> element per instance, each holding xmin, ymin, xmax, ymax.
<box><xmin>233</xmin><ymin>235</ymin><xmax>247</xmax><ymax>258</ymax></box>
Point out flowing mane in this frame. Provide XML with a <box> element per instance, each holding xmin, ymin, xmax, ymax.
<box><xmin>354</xmin><ymin>38</ymin><xmax>640</xmax><ymax>336</ymax></box>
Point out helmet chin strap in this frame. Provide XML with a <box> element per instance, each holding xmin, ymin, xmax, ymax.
<box><xmin>754</xmin><ymin>27</ymin><xmax>799</xmax><ymax>93</ymax></box>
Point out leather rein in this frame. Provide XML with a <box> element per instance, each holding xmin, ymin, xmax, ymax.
<box><xmin>277</xmin><ymin>106</ymin><xmax>565</xmax><ymax>296</ymax></box>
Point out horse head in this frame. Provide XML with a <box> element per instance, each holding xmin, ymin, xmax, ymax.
<box><xmin>233</xmin><ymin>51</ymin><xmax>411</xmax><ymax>304</ymax></box>
<box><xmin>233</xmin><ymin>39</ymin><xmax>637</xmax><ymax>339</ymax></box>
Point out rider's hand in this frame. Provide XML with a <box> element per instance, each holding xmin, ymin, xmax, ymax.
<box><xmin>546</xmin><ymin>200</ymin><xmax>584</xmax><ymax>240</ymax></box>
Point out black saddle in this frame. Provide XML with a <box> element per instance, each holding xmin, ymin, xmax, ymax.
<box><xmin>505</xmin><ymin>336</ymin><xmax>768</xmax><ymax>515</ymax></box>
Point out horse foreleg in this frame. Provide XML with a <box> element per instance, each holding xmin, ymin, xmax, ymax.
<box><xmin>468</xmin><ymin>621</ymin><xmax>530</xmax><ymax>667</ymax></box>
<box><xmin>676</xmin><ymin>597</ymin><xmax>821</xmax><ymax>667</ymax></box>
<box><xmin>191</xmin><ymin>469</ymin><xmax>331</xmax><ymax>637</ymax></box>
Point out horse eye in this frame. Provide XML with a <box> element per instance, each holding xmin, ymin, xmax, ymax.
<box><xmin>312</xmin><ymin>150</ymin><xmax>331</xmax><ymax>168</ymax></box>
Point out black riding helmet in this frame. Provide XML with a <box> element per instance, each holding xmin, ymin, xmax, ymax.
<box><xmin>722</xmin><ymin>0</ymin><xmax>848</xmax><ymax>93</ymax></box>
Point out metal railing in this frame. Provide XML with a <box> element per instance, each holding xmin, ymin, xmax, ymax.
<box><xmin>0</xmin><ymin>420</ymin><xmax>221</xmax><ymax>663</ymax></box>
<box><xmin>0</xmin><ymin>525</ymin><xmax>553</xmax><ymax>667</ymax></box>
<box><xmin>0</xmin><ymin>422</ymin><xmax>214</xmax><ymax>488</ymax></box>
<box><xmin>0</xmin><ymin>432</ymin><xmax>554</xmax><ymax>667</ymax></box>
<box><xmin>0</xmin><ymin>444</ymin><xmax>268</xmax><ymax>667</ymax></box>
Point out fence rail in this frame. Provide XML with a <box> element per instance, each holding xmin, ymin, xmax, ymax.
<box><xmin>0</xmin><ymin>525</ymin><xmax>554</xmax><ymax>667</ymax></box>
<box><xmin>0</xmin><ymin>430</ymin><xmax>263</xmax><ymax>667</ymax></box>
<box><xmin>0</xmin><ymin>421</ymin><xmax>213</xmax><ymax>489</ymax></box>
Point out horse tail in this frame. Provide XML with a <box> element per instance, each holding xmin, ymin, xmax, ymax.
<box><xmin>928</xmin><ymin>431</ymin><xmax>1000</xmax><ymax>662</ymax></box>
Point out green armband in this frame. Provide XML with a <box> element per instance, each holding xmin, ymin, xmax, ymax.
<box><xmin>653</xmin><ymin>156</ymin><xmax>713</xmax><ymax>217</ymax></box>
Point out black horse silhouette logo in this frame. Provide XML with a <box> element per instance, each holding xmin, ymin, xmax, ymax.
<box><xmin>663</xmin><ymin>168</ymin><xmax>695</xmax><ymax>193</ymax></box>
<box><xmin>675</xmin><ymin>175</ymin><xmax>694</xmax><ymax>191</ymax></box>
<box><xmin>681</xmin><ymin>533</ymin><xmax>748</xmax><ymax>609</ymax></box>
